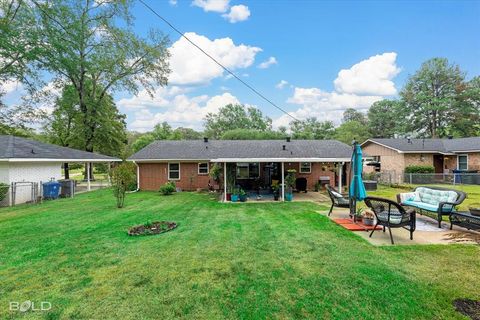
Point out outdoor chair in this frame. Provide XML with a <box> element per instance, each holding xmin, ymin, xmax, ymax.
<box><xmin>364</xmin><ymin>196</ymin><xmax>416</xmax><ymax>245</ymax></box>
<box><xmin>326</xmin><ymin>185</ymin><xmax>350</xmax><ymax>216</ymax></box>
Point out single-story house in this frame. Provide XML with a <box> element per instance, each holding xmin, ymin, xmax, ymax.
<box><xmin>361</xmin><ymin>137</ymin><xmax>480</xmax><ymax>182</ymax></box>
<box><xmin>128</xmin><ymin>138</ymin><xmax>352</xmax><ymax>201</ymax></box>
<box><xmin>0</xmin><ymin>135</ymin><xmax>120</xmax><ymax>206</ymax></box>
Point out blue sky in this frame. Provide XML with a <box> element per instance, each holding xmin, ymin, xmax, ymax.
<box><xmin>3</xmin><ymin>0</ymin><xmax>480</xmax><ymax>132</ymax></box>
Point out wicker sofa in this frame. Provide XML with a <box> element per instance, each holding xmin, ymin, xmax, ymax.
<box><xmin>397</xmin><ymin>186</ymin><xmax>466</xmax><ymax>228</ymax></box>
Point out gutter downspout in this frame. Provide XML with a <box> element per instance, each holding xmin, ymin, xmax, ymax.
<box><xmin>127</xmin><ymin>161</ymin><xmax>140</xmax><ymax>193</ymax></box>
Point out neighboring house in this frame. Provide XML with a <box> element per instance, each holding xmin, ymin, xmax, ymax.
<box><xmin>128</xmin><ymin>138</ymin><xmax>352</xmax><ymax>199</ymax></box>
<box><xmin>361</xmin><ymin>137</ymin><xmax>480</xmax><ymax>181</ymax></box>
<box><xmin>0</xmin><ymin>135</ymin><xmax>120</xmax><ymax>206</ymax></box>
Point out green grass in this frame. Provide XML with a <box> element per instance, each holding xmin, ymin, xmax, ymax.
<box><xmin>368</xmin><ymin>184</ymin><xmax>480</xmax><ymax>211</ymax></box>
<box><xmin>0</xmin><ymin>190</ymin><xmax>479</xmax><ymax>319</ymax></box>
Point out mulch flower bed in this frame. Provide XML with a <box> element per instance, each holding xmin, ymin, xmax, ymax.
<box><xmin>128</xmin><ymin>221</ymin><xmax>177</xmax><ymax>236</ymax></box>
<box><xmin>454</xmin><ymin>299</ymin><xmax>480</xmax><ymax>320</ymax></box>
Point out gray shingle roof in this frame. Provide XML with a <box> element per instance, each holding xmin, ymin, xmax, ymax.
<box><xmin>364</xmin><ymin>137</ymin><xmax>480</xmax><ymax>153</ymax></box>
<box><xmin>129</xmin><ymin>139</ymin><xmax>353</xmax><ymax>161</ymax></box>
<box><xmin>0</xmin><ymin>135</ymin><xmax>120</xmax><ymax>161</ymax></box>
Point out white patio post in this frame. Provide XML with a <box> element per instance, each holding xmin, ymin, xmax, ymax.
<box><xmin>281</xmin><ymin>162</ymin><xmax>285</xmax><ymax>202</ymax></box>
<box><xmin>224</xmin><ymin>162</ymin><xmax>227</xmax><ymax>202</ymax></box>
<box><xmin>86</xmin><ymin>162</ymin><xmax>91</xmax><ymax>191</ymax></box>
<box><xmin>338</xmin><ymin>162</ymin><xmax>343</xmax><ymax>192</ymax></box>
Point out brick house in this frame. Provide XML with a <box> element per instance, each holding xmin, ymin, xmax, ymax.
<box><xmin>128</xmin><ymin>138</ymin><xmax>352</xmax><ymax>201</ymax></box>
<box><xmin>361</xmin><ymin>137</ymin><xmax>480</xmax><ymax>182</ymax></box>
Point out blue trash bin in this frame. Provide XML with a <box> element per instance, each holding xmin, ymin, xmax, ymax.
<box><xmin>453</xmin><ymin>170</ymin><xmax>462</xmax><ymax>184</ymax></box>
<box><xmin>43</xmin><ymin>181</ymin><xmax>61</xmax><ymax>200</ymax></box>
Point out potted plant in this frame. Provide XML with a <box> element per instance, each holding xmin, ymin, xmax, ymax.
<box><xmin>231</xmin><ymin>188</ymin><xmax>239</xmax><ymax>202</ymax></box>
<box><xmin>363</xmin><ymin>208</ymin><xmax>375</xmax><ymax>226</ymax></box>
<box><xmin>209</xmin><ymin>163</ymin><xmax>222</xmax><ymax>190</ymax></box>
<box><xmin>226</xmin><ymin>169</ymin><xmax>235</xmax><ymax>201</ymax></box>
<box><xmin>239</xmin><ymin>189</ymin><xmax>247</xmax><ymax>202</ymax></box>
<box><xmin>354</xmin><ymin>208</ymin><xmax>364</xmax><ymax>222</ymax></box>
<box><xmin>285</xmin><ymin>169</ymin><xmax>296</xmax><ymax>201</ymax></box>
<box><xmin>469</xmin><ymin>203</ymin><xmax>480</xmax><ymax>216</ymax></box>
<box><xmin>271</xmin><ymin>181</ymin><xmax>280</xmax><ymax>201</ymax></box>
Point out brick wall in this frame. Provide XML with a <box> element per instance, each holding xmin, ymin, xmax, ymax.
<box><xmin>468</xmin><ymin>153</ymin><xmax>480</xmax><ymax>171</ymax></box>
<box><xmin>139</xmin><ymin>161</ymin><xmax>344</xmax><ymax>191</ymax></box>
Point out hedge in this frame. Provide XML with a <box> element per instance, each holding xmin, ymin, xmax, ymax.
<box><xmin>405</xmin><ymin>165</ymin><xmax>435</xmax><ymax>173</ymax></box>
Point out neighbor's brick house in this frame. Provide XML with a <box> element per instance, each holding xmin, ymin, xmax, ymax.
<box><xmin>128</xmin><ymin>139</ymin><xmax>352</xmax><ymax>198</ymax></box>
<box><xmin>361</xmin><ymin>137</ymin><xmax>480</xmax><ymax>182</ymax></box>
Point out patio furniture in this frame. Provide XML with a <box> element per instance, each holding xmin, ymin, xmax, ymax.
<box><xmin>397</xmin><ymin>186</ymin><xmax>466</xmax><ymax>228</ymax></box>
<box><xmin>364</xmin><ymin>196</ymin><xmax>416</xmax><ymax>245</ymax></box>
<box><xmin>296</xmin><ymin>177</ymin><xmax>307</xmax><ymax>193</ymax></box>
<box><xmin>326</xmin><ymin>185</ymin><xmax>350</xmax><ymax>216</ymax></box>
<box><xmin>449</xmin><ymin>211</ymin><xmax>480</xmax><ymax>231</ymax></box>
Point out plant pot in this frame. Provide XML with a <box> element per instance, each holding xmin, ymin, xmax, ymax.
<box><xmin>285</xmin><ymin>193</ymin><xmax>293</xmax><ymax>201</ymax></box>
<box><xmin>363</xmin><ymin>218</ymin><xmax>374</xmax><ymax>226</ymax></box>
<box><xmin>226</xmin><ymin>193</ymin><xmax>232</xmax><ymax>201</ymax></box>
<box><xmin>239</xmin><ymin>194</ymin><xmax>247</xmax><ymax>202</ymax></box>
<box><xmin>273</xmin><ymin>194</ymin><xmax>279</xmax><ymax>201</ymax></box>
<box><xmin>231</xmin><ymin>195</ymin><xmax>239</xmax><ymax>202</ymax></box>
<box><xmin>355</xmin><ymin>216</ymin><xmax>363</xmax><ymax>223</ymax></box>
<box><xmin>469</xmin><ymin>208</ymin><xmax>480</xmax><ymax>216</ymax></box>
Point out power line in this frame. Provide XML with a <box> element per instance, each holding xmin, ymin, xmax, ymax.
<box><xmin>138</xmin><ymin>0</ymin><xmax>299</xmax><ymax>122</ymax></box>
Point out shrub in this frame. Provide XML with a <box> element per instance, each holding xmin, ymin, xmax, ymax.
<box><xmin>209</xmin><ymin>163</ymin><xmax>222</xmax><ymax>183</ymax></box>
<box><xmin>109</xmin><ymin>162</ymin><xmax>137</xmax><ymax>208</ymax></box>
<box><xmin>0</xmin><ymin>183</ymin><xmax>9</xmax><ymax>202</ymax></box>
<box><xmin>285</xmin><ymin>169</ymin><xmax>296</xmax><ymax>192</ymax></box>
<box><xmin>159</xmin><ymin>181</ymin><xmax>176</xmax><ymax>195</ymax></box>
<box><xmin>405</xmin><ymin>165</ymin><xmax>435</xmax><ymax>173</ymax></box>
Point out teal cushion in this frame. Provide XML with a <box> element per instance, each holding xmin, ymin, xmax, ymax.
<box><xmin>402</xmin><ymin>200</ymin><xmax>453</xmax><ymax>212</ymax></box>
<box><xmin>377</xmin><ymin>209</ymin><xmax>409</xmax><ymax>225</ymax></box>
<box><xmin>415</xmin><ymin>188</ymin><xmax>458</xmax><ymax>208</ymax></box>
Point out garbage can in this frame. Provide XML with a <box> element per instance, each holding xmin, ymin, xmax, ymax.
<box><xmin>453</xmin><ymin>170</ymin><xmax>462</xmax><ymax>184</ymax></box>
<box><xmin>463</xmin><ymin>170</ymin><xmax>479</xmax><ymax>185</ymax></box>
<box><xmin>43</xmin><ymin>181</ymin><xmax>61</xmax><ymax>200</ymax></box>
<box><xmin>59</xmin><ymin>179</ymin><xmax>75</xmax><ymax>198</ymax></box>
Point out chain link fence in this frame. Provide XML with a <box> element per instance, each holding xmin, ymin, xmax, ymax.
<box><xmin>365</xmin><ymin>172</ymin><xmax>480</xmax><ymax>186</ymax></box>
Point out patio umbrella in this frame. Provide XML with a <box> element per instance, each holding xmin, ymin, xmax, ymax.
<box><xmin>349</xmin><ymin>142</ymin><xmax>367</xmax><ymax>220</ymax></box>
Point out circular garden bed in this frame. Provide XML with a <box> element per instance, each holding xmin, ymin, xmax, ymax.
<box><xmin>128</xmin><ymin>221</ymin><xmax>177</xmax><ymax>236</ymax></box>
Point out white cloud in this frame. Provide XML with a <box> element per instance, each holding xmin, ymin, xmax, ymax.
<box><xmin>192</xmin><ymin>0</ymin><xmax>230</xmax><ymax>12</ymax></box>
<box><xmin>129</xmin><ymin>92</ymin><xmax>240</xmax><ymax>132</ymax></box>
<box><xmin>334</xmin><ymin>52</ymin><xmax>400</xmax><ymax>96</ymax></box>
<box><xmin>222</xmin><ymin>4</ymin><xmax>250</xmax><ymax>23</ymax></box>
<box><xmin>117</xmin><ymin>86</ymin><xmax>188</xmax><ymax>110</ymax></box>
<box><xmin>275</xmin><ymin>80</ymin><xmax>288</xmax><ymax>89</ymax></box>
<box><xmin>168</xmin><ymin>32</ymin><xmax>261</xmax><ymax>85</ymax></box>
<box><xmin>258</xmin><ymin>56</ymin><xmax>277</xmax><ymax>69</ymax></box>
<box><xmin>169</xmin><ymin>0</ymin><xmax>177</xmax><ymax>5</ymax></box>
<box><xmin>0</xmin><ymin>80</ymin><xmax>23</xmax><ymax>95</ymax></box>
<box><xmin>273</xmin><ymin>52</ymin><xmax>401</xmax><ymax>128</ymax></box>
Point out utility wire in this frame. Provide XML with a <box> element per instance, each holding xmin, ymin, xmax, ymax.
<box><xmin>138</xmin><ymin>0</ymin><xmax>299</xmax><ymax>122</ymax></box>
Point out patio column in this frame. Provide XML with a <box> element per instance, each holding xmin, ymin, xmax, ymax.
<box><xmin>338</xmin><ymin>162</ymin><xmax>343</xmax><ymax>192</ymax></box>
<box><xmin>224</xmin><ymin>162</ymin><xmax>227</xmax><ymax>202</ymax></box>
<box><xmin>86</xmin><ymin>162</ymin><xmax>91</xmax><ymax>191</ymax></box>
<box><xmin>281</xmin><ymin>162</ymin><xmax>285</xmax><ymax>202</ymax></box>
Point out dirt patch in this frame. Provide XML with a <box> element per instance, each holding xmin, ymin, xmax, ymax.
<box><xmin>444</xmin><ymin>232</ymin><xmax>480</xmax><ymax>245</ymax></box>
<box><xmin>128</xmin><ymin>221</ymin><xmax>177</xmax><ymax>236</ymax></box>
<box><xmin>454</xmin><ymin>299</ymin><xmax>480</xmax><ymax>320</ymax></box>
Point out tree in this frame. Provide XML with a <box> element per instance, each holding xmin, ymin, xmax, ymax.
<box><xmin>220</xmin><ymin>128</ymin><xmax>285</xmax><ymax>140</ymax></box>
<box><xmin>342</xmin><ymin>108</ymin><xmax>367</xmax><ymax>124</ymax></box>
<box><xmin>334</xmin><ymin>120</ymin><xmax>370</xmax><ymax>145</ymax></box>
<box><xmin>400</xmin><ymin>58</ymin><xmax>464</xmax><ymax>138</ymax></box>
<box><xmin>110</xmin><ymin>162</ymin><xmax>136</xmax><ymax>208</ymax></box>
<box><xmin>450</xmin><ymin>76</ymin><xmax>480</xmax><ymax>137</ymax></box>
<box><xmin>131</xmin><ymin>134</ymin><xmax>155</xmax><ymax>153</ymax></box>
<box><xmin>204</xmin><ymin>104</ymin><xmax>272</xmax><ymax>138</ymax></box>
<box><xmin>30</xmin><ymin>0</ymin><xmax>170</xmax><ymax>153</ymax></box>
<box><xmin>367</xmin><ymin>100</ymin><xmax>401</xmax><ymax>138</ymax></box>
<box><xmin>290</xmin><ymin>117</ymin><xmax>336</xmax><ymax>139</ymax></box>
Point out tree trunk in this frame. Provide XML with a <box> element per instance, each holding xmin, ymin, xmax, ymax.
<box><xmin>83</xmin><ymin>162</ymin><xmax>95</xmax><ymax>181</ymax></box>
<box><xmin>64</xmin><ymin>163</ymin><xmax>70</xmax><ymax>179</ymax></box>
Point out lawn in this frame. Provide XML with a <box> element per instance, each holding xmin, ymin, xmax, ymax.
<box><xmin>0</xmin><ymin>190</ymin><xmax>479</xmax><ymax>319</ymax></box>
<box><xmin>368</xmin><ymin>184</ymin><xmax>480</xmax><ymax>211</ymax></box>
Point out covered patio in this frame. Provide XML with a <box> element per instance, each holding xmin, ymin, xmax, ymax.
<box><xmin>212</xmin><ymin>157</ymin><xmax>351</xmax><ymax>202</ymax></box>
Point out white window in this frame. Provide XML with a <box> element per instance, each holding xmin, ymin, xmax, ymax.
<box><xmin>458</xmin><ymin>155</ymin><xmax>468</xmax><ymax>170</ymax></box>
<box><xmin>299</xmin><ymin>162</ymin><xmax>311</xmax><ymax>173</ymax></box>
<box><xmin>168</xmin><ymin>163</ymin><xmax>180</xmax><ymax>180</ymax></box>
<box><xmin>198</xmin><ymin>162</ymin><xmax>209</xmax><ymax>175</ymax></box>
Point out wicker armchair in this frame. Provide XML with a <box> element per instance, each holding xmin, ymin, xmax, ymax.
<box><xmin>364</xmin><ymin>196</ymin><xmax>416</xmax><ymax>245</ymax></box>
<box><xmin>326</xmin><ymin>185</ymin><xmax>350</xmax><ymax>216</ymax></box>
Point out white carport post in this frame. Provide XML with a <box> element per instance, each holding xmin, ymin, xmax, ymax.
<box><xmin>86</xmin><ymin>162</ymin><xmax>91</xmax><ymax>191</ymax></box>
<box><xmin>338</xmin><ymin>162</ymin><xmax>344</xmax><ymax>192</ymax></box>
<box><xmin>223</xmin><ymin>162</ymin><xmax>227</xmax><ymax>202</ymax></box>
<box><xmin>281</xmin><ymin>162</ymin><xmax>285</xmax><ymax>202</ymax></box>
